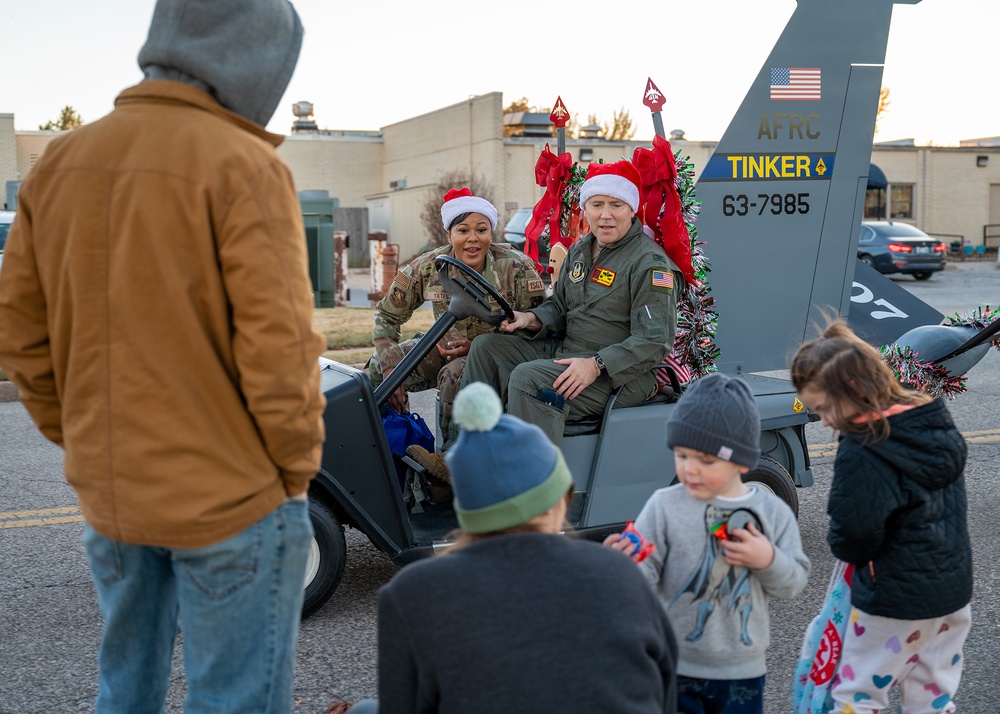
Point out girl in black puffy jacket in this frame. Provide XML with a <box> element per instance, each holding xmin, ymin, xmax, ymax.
<box><xmin>791</xmin><ymin>320</ymin><xmax>971</xmax><ymax>714</ymax></box>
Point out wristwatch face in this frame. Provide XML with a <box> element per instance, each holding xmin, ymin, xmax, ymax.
<box><xmin>595</xmin><ymin>354</ymin><xmax>606</xmax><ymax>371</ymax></box>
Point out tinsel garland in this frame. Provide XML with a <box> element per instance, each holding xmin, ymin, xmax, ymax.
<box><xmin>667</xmin><ymin>150</ymin><xmax>720</xmax><ymax>378</ymax></box>
<box><xmin>944</xmin><ymin>306</ymin><xmax>1000</xmax><ymax>349</ymax></box>
<box><xmin>878</xmin><ymin>343</ymin><xmax>967</xmax><ymax>400</ymax></box>
<box><xmin>877</xmin><ymin>305</ymin><xmax>999</xmax><ymax>399</ymax></box>
<box><xmin>552</xmin><ymin>163</ymin><xmax>588</xmax><ymax>245</ymax></box>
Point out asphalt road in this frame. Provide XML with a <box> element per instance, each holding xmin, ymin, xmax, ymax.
<box><xmin>1</xmin><ymin>263</ymin><xmax>997</xmax><ymax>713</ymax></box>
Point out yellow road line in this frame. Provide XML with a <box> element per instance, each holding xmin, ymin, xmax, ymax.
<box><xmin>1</xmin><ymin>515</ymin><xmax>85</xmax><ymax>529</ymax></box>
<box><xmin>0</xmin><ymin>506</ymin><xmax>83</xmax><ymax>529</ymax></box>
<box><xmin>808</xmin><ymin>430</ymin><xmax>1000</xmax><ymax>458</ymax></box>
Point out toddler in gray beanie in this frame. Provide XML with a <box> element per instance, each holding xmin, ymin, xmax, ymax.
<box><xmin>666</xmin><ymin>372</ymin><xmax>761</xmax><ymax>468</ymax></box>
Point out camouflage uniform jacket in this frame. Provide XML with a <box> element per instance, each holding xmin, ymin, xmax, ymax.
<box><xmin>530</xmin><ymin>219</ymin><xmax>681</xmax><ymax>389</ymax></box>
<box><xmin>373</xmin><ymin>244</ymin><xmax>546</xmax><ymax>370</ymax></box>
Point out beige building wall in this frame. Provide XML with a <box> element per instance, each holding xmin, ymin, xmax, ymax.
<box><xmin>277</xmin><ymin>132</ymin><xmax>382</xmax><ymax>204</ymax></box>
<box><xmin>870</xmin><ymin>146</ymin><xmax>1000</xmax><ymax>247</ymax></box>
<box><xmin>0</xmin><ymin>114</ymin><xmax>16</xmax><ymax>206</ymax></box>
<box><xmin>16</xmin><ymin>131</ymin><xmax>60</xmax><ymax>179</ymax></box>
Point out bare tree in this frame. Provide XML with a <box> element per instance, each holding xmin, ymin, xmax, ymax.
<box><xmin>604</xmin><ymin>107</ymin><xmax>636</xmax><ymax>141</ymax></box>
<box><xmin>39</xmin><ymin>105</ymin><xmax>84</xmax><ymax>131</ymax></box>
<box><xmin>875</xmin><ymin>87</ymin><xmax>890</xmax><ymax>136</ymax></box>
<box><xmin>418</xmin><ymin>170</ymin><xmax>498</xmax><ymax>253</ymax></box>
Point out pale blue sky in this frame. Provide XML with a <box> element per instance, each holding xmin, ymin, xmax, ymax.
<box><xmin>2</xmin><ymin>0</ymin><xmax>996</xmax><ymax>145</ymax></box>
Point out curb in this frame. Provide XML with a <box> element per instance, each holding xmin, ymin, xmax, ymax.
<box><xmin>0</xmin><ymin>380</ymin><xmax>19</xmax><ymax>403</ymax></box>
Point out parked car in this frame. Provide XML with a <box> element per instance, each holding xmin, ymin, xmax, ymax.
<box><xmin>501</xmin><ymin>207</ymin><xmax>531</xmax><ymax>247</ymax></box>
<box><xmin>857</xmin><ymin>221</ymin><xmax>946</xmax><ymax>280</ymax></box>
<box><xmin>502</xmin><ymin>207</ymin><xmax>551</xmax><ymax>282</ymax></box>
<box><xmin>0</xmin><ymin>211</ymin><xmax>15</xmax><ymax>273</ymax></box>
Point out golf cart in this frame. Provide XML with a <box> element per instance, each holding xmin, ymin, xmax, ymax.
<box><xmin>302</xmin><ymin>255</ymin><xmax>812</xmax><ymax>617</ymax></box>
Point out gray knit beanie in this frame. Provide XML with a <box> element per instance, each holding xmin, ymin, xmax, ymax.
<box><xmin>446</xmin><ymin>383</ymin><xmax>573</xmax><ymax>534</ymax></box>
<box><xmin>667</xmin><ymin>373</ymin><xmax>761</xmax><ymax>468</ymax></box>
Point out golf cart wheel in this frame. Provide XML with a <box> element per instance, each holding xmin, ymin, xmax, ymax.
<box><xmin>742</xmin><ymin>454</ymin><xmax>799</xmax><ymax>517</ymax></box>
<box><xmin>912</xmin><ymin>271</ymin><xmax>933</xmax><ymax>281</ymax></box>
<box><xmin>302</xmin><ymin>497</ymin><xmax>347</xmax><ymax>618</ymax></box>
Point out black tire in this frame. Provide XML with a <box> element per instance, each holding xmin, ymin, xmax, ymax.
<box><xmin>302</xmin><ymin>497</ymin><xmax>347</xmax><ymax>618</ymax></box>
<box><xmin>742</xmin><ymin>454</ymin><xmax>799</xmax><ymax>517</ymax></box>
<box><xmin>860</xmin><ymin>254</ymin><xmax>877</xmax><ymax>269</ymax></box>
<box><xmin>912</xmin><ymin>271</ymin><xmax>933</xmax><ymax>281</ymax></box>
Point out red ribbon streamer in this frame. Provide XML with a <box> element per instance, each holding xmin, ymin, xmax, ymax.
<box><xmin>524</xmin><ymin>144</ymin><xmax>574</xmax><ymax>271</ymax></box>
<box><xmin>632</xmin><ymin>135</ymin><xmax>694</xmax><ymax>283</ymax></box>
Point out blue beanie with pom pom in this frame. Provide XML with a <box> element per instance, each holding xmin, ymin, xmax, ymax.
<box><xmin>445</xmin><ymin>382</ymin><xmax>573</xmax><ymax>534</ymax></box>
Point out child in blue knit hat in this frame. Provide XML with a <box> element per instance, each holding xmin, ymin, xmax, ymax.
<box><xmin>606</xmin><ymin>372</ymin><xmax>810</xmax><ymax>714</ymax></box>
<box><xmin>350</xmin><ymin>382</ymin><xmax>678</xmax><ymax>714</ymax></box>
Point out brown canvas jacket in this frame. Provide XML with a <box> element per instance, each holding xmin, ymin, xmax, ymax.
<box><xmin>0</xmin><ymin>81</ymin><xmax>326</xmax><ymax>548</ymax></box>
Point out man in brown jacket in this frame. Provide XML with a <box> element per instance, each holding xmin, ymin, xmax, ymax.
<box><xmin>0</xmin><ymin>1</ymin><xmax>326</xmax><ymax>711</ymax></box>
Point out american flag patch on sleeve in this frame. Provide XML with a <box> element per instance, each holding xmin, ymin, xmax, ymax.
<box><xmin>651</xmin><ymin>270</ymin><xmax>674</xmax><ymax>289</ymax></box>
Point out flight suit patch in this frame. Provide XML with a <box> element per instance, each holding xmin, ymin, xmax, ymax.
<box><xmin>392</xmin><ymin>272</ymin><xmax>411</xmax><ymax>290</ymax></box>
<box><xmin>568</xmin><ymin>261</ymin><xmax>585</xmax><ymax>283</ymax></box>
<box><xmin>390</xmin><ymin>288</ymin><xmax>407</xmax><ymax>307</ymax></box>
<box><xmin>527</xmin><ymin>278</ymin><xmax>544</xmax><ymax>292</ymax></box>
<box><xmin>651</xmin><ymin>270</ymin><xmax>674</xmax><ymax>291</ymax></box>
<box><xmin>425</xmin><ymin>290</ymin><xmax>449</xmax><ymax>301</ymax></box>
<box><xmin>591</xmin><ymin>266</ymin><xmax>616</xmax><ymax>287</ymax></box>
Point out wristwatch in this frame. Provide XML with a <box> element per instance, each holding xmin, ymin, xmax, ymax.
<box><xmin>594</xmin><ymin>353</ymin><xmax>607</xmax><ymax>373</ymax></box>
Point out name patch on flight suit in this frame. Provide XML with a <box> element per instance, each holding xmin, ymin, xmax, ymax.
<box><xmin>568</xmin><ymin>261</ymin><xmax>585</xmax><ymax>284</ymax></box>
<box><xmin>591</xmin><ymin>266</ymin><xmax>616</xmax><ymax>287</ymax></box>
<box><xmin>425</xmin><ymin>290</ymin><xmax>449</xmax><ymax>301</ymax></box>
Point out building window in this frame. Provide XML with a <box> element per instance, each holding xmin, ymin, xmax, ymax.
<box><xmin>890</xmin><ymin>184</ymin><xmax>913</xmax><ymax>219</ymax></box>
<box><xmin>579</xmin><ymin>148</ymin><xmax>593</xmax><ymax>162</ymax></box>
<box><xmin>864</xmin><ymin>188</ymin><xmax>885</xmax><ymax>220</ymax></box>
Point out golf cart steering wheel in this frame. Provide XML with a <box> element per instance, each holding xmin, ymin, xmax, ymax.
<box><xmin>434</xmin><ymin>255</ymin><xmax>516</xmax><ymax>327</ymax></box>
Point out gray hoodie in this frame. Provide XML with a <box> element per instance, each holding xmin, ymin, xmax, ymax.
<box><xmin>138</xmin><ymin>0</ymin><xmax>303</xmax><ymax>127</ymax></box>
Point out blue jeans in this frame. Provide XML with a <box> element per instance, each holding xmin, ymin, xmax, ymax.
<box><xmin>83</xmin><ymin>499</ymin><xmax>313</xmax><ymax>714</ymax></box>
<box><xmin>677</xmin><ymin>675</ymin><xmax>765</xmax><ymax>714</ymax></box>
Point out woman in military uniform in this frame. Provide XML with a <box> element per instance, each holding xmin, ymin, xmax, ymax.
<box><xmin>368</xmin><ymin>188</ymin><xmax>545</xmax><ymax>480</ymax></box>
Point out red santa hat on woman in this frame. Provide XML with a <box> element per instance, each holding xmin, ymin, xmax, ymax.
<box><xmin>579</xmin><ymin>160</ymin><xmax>641</xmax><ymax>213</ymax></box>
<box><xmin>440</xmin><ymin>187</ymin><xmax>499</xmax><ymax>231</ymax></box>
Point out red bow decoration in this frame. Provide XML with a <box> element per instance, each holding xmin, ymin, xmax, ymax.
<box><xmin>524</xmin><ymin>144</ymin><xmax>575</xmax><ymax>272</ymax></box>
<box><xmin>632</xmin><ymin>135</ymin><xmax>694</xmax><ymax>284</ymax></box>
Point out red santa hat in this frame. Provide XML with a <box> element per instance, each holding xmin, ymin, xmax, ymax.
<box><xmin>579</xmin><ymin>161</ymin><xmax>641</xmax><ymax>212</ymax></box>
<box><xmin>440</xmin><ymin>187</ymin><xmax>499</xmax><ymax>231</ymax></box>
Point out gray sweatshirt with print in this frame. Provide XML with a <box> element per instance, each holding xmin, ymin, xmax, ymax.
<box><xmin>634</xmin><ymin>484</ymin><xmax>810</xmax><ymax>680</ymax></box>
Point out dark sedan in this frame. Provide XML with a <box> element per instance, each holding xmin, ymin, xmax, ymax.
<box><xmin>857</xmin><ymin>221</ymin><xmax>946</xmax><ymax>280</ymax></box>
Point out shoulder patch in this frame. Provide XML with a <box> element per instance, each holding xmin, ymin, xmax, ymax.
<box><xmin>390</xmin><ymin>287</ymin><xmax>407</xmax><ymax>307</ymax></box>
<box><xmin>651</xmin><ymin>270</ymin><xmax>674</xmax><ymax>291</ymax></box>
<box><xmin>527</xmin><ymin>278</ymin><xmax>545</xmax><ymax>292</ymax></box>
<box><xmin>392</xmin><ymin>272</ymin><xmax>411</xmax><ymax>291</ymax></box>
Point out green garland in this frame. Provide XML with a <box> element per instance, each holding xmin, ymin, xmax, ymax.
<box><xmin>670</xmin><ymin>149</ymin><xmax>720</xmax><ymax>378</ymax></box>
<box><xmin>944</xmin><ymin>306</ymin><xmax>1000</xmax><ymax>349</ymax></box>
